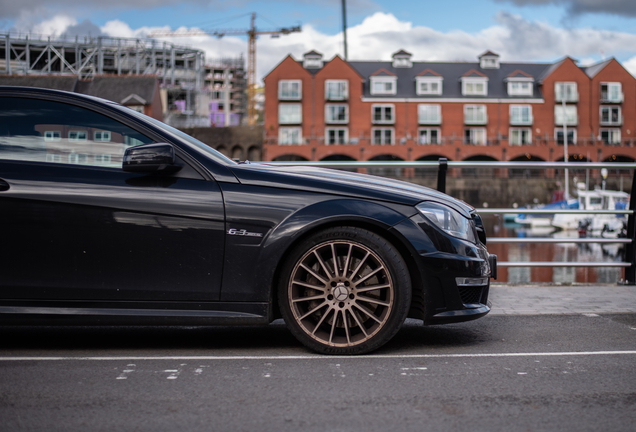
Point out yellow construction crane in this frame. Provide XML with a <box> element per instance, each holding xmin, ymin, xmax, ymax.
<box><xmin>150</xmin><ymin>13</ymin><xmax>301</xmax><ymax>125</ymax></box>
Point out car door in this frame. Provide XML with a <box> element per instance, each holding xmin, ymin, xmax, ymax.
<box><xmin>0</xmin><ymin>95</ymin><xmax>225</xmax><ymax>302</ymax></box>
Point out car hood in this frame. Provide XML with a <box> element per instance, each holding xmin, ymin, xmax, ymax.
<box><xmin>228</xmin><ymin>163</ymin><xmax>474</xmax><ymax>217</ymax></box>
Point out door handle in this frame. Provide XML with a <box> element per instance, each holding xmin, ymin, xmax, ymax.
<box><xmin>0</xmin><ymin>179</ymin><xmax>10</xmax><ymax>192</ymax></box>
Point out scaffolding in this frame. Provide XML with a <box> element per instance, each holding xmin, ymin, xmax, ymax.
<box><xmin>0</xmin><ymin>32</ymin><xmax>205</xmax><ymax>87</ymax></box>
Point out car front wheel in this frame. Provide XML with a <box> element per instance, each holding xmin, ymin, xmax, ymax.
<box><xmin>279</xmin><ymin>227</ymin><xmax>411</xmax><ymax>355</ymax></box>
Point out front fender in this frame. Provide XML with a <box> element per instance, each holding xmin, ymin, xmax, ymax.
<box><xmin>219</xmin><ymin>183</ymin><xmax>415</xmax><ymax>304</ymax></box>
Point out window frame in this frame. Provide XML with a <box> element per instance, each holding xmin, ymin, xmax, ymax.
<box><xmin>370</xmin><ymin>77</ymin><xmax>397</xmax><ymax>95</ymax></box>
<box><xmin>509</xmin><ymin>105</ymin><xmax>533</xmax><ymax>125</ymax></box>
<box><xmin>278</xmin><ymin>127</ymin><xmax>303</xmax><ymax>145</ymax></box>
<box><xmin>464</xmin><ymin>104</ymin><xmax>487</xmax><ymax>125</ymax></box>
<box><xmin>509</xmin><ymin>128</ymin><xmax>532</xmax><ymax>145</ymax></box>
<box><xmin>507</xmin><ymin>80</ymin><xmax>533</xmax><ymax>96</ymax></box>
<box><xmin>278</xmin><ymin>103</ymin><xmax>302</xmax><ymax>125</ymax></box>
<box><xmin>555</xmin><ymin>128</ymin><xmax>577</xmax><ymax>145</ymax></box>
<box><xmin>600</xmin><ymin>106</ymin><xmax>622</xmax><ymax>126</ymax></box>
<box><xmin>418</xmin><ymin>104</ymin><xmax>442</xmax><ymax>125</ymax></box>
<box><xmin>371</xmin><ymin>127</ymin><xmax>395</xmax><ymax>145</ymax></box>
<box><xmin>555</xmin><ymin>105</ymin><xmax>578</xmax><ymax>126</ymax></box>
<box><xmin>325</xmin><ymin>80</ymin><xmax>349</xmax><ymax>101</ymax></box>
<box><xmin>325</xmin><ymin>127</ymin><xmax>349</xmax><ymax>145</ymax></box>
<box><xmin>325</xmin><ymin>104</ymin><xmax>349</xmax><ymax>124</ymax></box>
<box><xmin>372</xmin><ymin>104</ymin><xmax>395</xmax><ymax>124</ymax></box>
<box><xmin>464</xmin><ymin>128</ymin><xmax>487</xmax><ymax>145</ymax></box>
<box><xmin>555</xmin><ymin>82</ymin><xmax>578</xmax><ymax>102</ymax></box>
<box><xmin>415</xmin><ymin>77</ymin><xmax>443</xmax><ymax>95</ymax></box>
<box><xmin>600</xmin><ymin>128</ymin><xmax>621</xmax><ymax>145</ymax></box>
<box><xmin>278</xmin><ymin>80</ymin><xmax>302</xmax><ymax>100</ymax></box>
<box><xmin>462</xmin><ymin>78</ymin><xmax>488</xmax><ymax>96</ymax></box>
<box><xmin>417</xmin><ymin>127</ymin><xmax>441</xmax><ymax>145</ymax></box>
<box><xmin>600</xmin><ymin>82</ymin><xmax>623</xmax><ymax>103</ymax></box>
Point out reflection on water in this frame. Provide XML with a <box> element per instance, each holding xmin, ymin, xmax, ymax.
<box><xmin>484</xmin><ymin>215</ymin><xmax>625</xmax><ymax>283</ymax></box>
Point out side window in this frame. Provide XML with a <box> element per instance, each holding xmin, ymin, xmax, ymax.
<box><xmin>0</xmin><ymin>97</ymin><xmax>153</xmax><ymax>168</ymax></box>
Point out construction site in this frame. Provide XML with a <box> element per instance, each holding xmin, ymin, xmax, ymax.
<box><xmin>0</xmin><ymin>32</ymin><xmax>248</xmax><ymax>128</ymax></box>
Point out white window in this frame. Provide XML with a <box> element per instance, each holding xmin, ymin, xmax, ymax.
<box><xmin>279</xmin><ymin>104</ymin><xmax>302</xmax><ymax>124</ymax></box>
<box><xmin>372</xmin><ymin>104</ymin><xmax>394</xmax><ymax>124</ymax></box>
<box><xmin>601</xmin><ymin>83</ymin><xmax>623</xmax><ymax>103</ymax></box>
<box><xmin>418</xmin><ymin>104</ymin><xmax>442</xmax><ymax>124</ymax></box>
<box><xmin>555</xmin><ymin>128</ymin><xmax>576</xmax><ymax>145</ymax></box>
<box><xmin>95</xmin><ymin>154</ymin><xmax>112</xmax><ymax>165</ymax></box>
<box><xmin>279</xmin><ymin>127</ymin><xmax>302</xmax><ymax>145</ymax></box>
<box><xmin>44</xmin><ymin>131</ymin><xmax>61</xmax><ymax>142</ymax></box>
<box><xmin>510</xmin><ymin>105</ymin><xmax>533</xmax><ymax>125</ymax></box>
<box><xmin>509</xmin><ymin>128</ymin><xmax>532</xmax><ymax>145</ymax></box>
<box><xmin>507</xmin><ymin>81</ymin><xmax>533</xmax><ymax>96</ymax></box>
<box><xmin>370</xmin><ymin>77</ymin><xmax>397</xmax><ymax>95</ymax></box>
<box><xmin>600</xmin><ymin>106</ymin><xmax>622</xmax><ymax>126</ymax></box>
<box><xmin>46</xmin><ymin>154</ymin><xmax>62</xmax><ymax>163</ymax></box>
<box><xmin>555</xmin><ymin>106</ymin><xmax>578</xmax><ymax>125</ymax></box>
<box><xmin>94</xmin><ymin>131</ymin><xmax>111</xmax><ymax>142</ymax></box>
<box><xmin>600</xmin><ymin>129</ymin><xmax>621</xmax><ymax>145</ymax></box>
<box><xmin>462</xmin><ymin>78</ymin><xmax>488</xmax><ymax>96</ymax></box>
<box><xmin>325</xmin><ymin>80</ymin><xmax>348</xmax><ymax>100</ymax></box>
<box><xmin>480</xmin><ymin>57</ymin><xmax>499</xmax><ymax>69</ymax></box>
<box><xmin>325</xmin><ymin>104</ymin><xmax>348</xmax><ymax>124</ymax></box>
<box><xmin>393</xmin><ymin>57</ymin><xmax>412</xmax><ymax>68</ymax></box>
<box><xmin>555</xmin><ymin>82</ymin><xmax>578</xmax><ymax>102</ymax></box>
<box><xmin>465</xmin><ymin>128</ymin><xmax>487</xmax><ymax>145</ymax></box>
<box><xmin>464</xmin><ymin>105</ymin><xmax>487</xmax><ymax>124</ymax></box>
<box><xmin>415</xmin><ymin>77</ymin><xmax>443</xmax><ymax>95</ymax></box>
<box><xmin>68</xmin><ymin>152</ymin><xmax>88</xmax><ymax>164</ymax></box>
<box><xmin>372</xmin><ymin>128</ymin><xmax>394</xmax><ymax>145</ymax></box>
<box><xmin>68</xmin><ymin>130</ymin><xmax>87</xmax><ymax>142</ymax></box>
<box><xmin>325</xmin><ymin>128</ymin><xmax>348</xmax><ymax>145</ymax></box>
<box><xmin>304</xmin><ymin>57</ymin><xmax>322</xmax><ymax>68</ymax></box>
<box><xmin>278</xmin><ymin>80</ymin><xmax>302</xmax><ymax>100</ymax></box>
<box><xmin>418</xmin><ymin>128</ymin><xmax>441</xmax><ymax>145</ymax></box>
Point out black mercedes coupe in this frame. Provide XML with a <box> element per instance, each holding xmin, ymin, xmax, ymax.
<box><xmin>0</xmin><ymin>86</ymin><xmax>496</xmax><ymax>354</ymax></box>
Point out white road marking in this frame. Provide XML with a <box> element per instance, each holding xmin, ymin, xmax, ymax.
<box><xmin>116</xmin><ymin>363</ymin><xmax>136</xmax><ymax>380</ymax></box>
<box><xmin>2</xmin><ymin>351</ymin><xmax>636</xmax><ymax>361</ymax></box>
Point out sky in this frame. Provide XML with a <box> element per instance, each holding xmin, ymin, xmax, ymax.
<box><xmin>2</xmin><ymin>0</ymin><xmax>636</xmax><ymax>84</ymax></box>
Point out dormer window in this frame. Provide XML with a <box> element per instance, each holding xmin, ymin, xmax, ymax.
<box><xmin>462</xmin><ymin>77</ymin><xmax>488</xmax><ymax>96</ymax></box>
<box><xmin>479</xmin><ymin>51</ymin><xmax>500</xmax><ymax>69</ymax></box>
<box><xmin>416</xmin><ymin>76</ymin><xmax>443</xmax><ymax>95</ymax></box>
<box><xmin>370</xmin><ymin>73</ymin><xmax>397</xmax><ymax>95</ymax></box>
<box><xmin>392</xmin><ymin>50</ymin><xmax>413</xmax><ymax>68</ymax></box>
<box><xmin>303</xmin><ymin>50</ymin><xmax>323</xmax><ymax>69</ymax></box>
<box><xmin>507</xmin><ymin>79</ymin><xmax>533</xmax><ymax>96</ymax></box>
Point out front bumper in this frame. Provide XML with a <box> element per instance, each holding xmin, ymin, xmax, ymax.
<box><xmin>391</xmin><ymin>214</ymin><xmax>497</xmax><ymax>324</ymax></box>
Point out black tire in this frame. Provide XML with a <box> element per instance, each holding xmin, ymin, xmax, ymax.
<box><xmin>278</xmin><ymin>226</ymin><xmax>411</xmax><ymax>355</ymax></box>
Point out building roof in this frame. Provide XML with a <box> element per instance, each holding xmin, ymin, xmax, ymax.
<box><xmin>348</xmin><ymin>61</ymin><xmax>551</xmax><ymax>99</ymax></box>
<box><xmin>582</xmin><ymin>58</ymin><xmax>613</xmax><ymax>78</ymax></box>
<box><xmin>0</xmin><ymin>75</ymin><xmax>78</xmax><ymax>91</ymax></box>
<box><xmin>74</xmin><ymin>76</ymin><xmax>157</xmax><ymax>105</ymax></box>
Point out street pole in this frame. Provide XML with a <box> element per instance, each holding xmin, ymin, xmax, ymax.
<box><xmin>562</xmin><ymin>87</ymin><xmax>569</xmax><ymax>199</ymax></box>
<box><xmin>342</xmin><ymin>0</ymin><xmax>348</xmax><ymax>61</ymax></box>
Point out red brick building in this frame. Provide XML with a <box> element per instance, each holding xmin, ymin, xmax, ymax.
<box><xmin>263</xmin><ymin>50</ymin><xmax>636</xmax><ymax>165</ymax></box>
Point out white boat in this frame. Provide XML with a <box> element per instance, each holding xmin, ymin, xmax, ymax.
<box><xmin>552</xmin><ymin>184</ymin><xmax>629</xmax><ymax>237</ymax></box>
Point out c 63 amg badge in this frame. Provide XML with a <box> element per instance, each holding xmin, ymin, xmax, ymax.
<box><xmin>227</xmin><ymin>228</ymin><xmax>263</xmax><ymax>238</ymax></box>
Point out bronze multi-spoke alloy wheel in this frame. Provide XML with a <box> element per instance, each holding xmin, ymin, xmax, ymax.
<box><xmin>279</xmin><ymin>227</ymin><xmax>411</xmax><ymax>355</ymax></box>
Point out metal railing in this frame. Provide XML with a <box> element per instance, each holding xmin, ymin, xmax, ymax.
<box><xmin>269</xmin><ymin>159</ymin><xmax>636</xmax><ymax>284</ymax></box>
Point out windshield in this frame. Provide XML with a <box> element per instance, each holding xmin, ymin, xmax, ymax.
<box><xmin>124</xmin><ymin>107</ymin><xmax>237</xmax><ymax>166</ymax></box>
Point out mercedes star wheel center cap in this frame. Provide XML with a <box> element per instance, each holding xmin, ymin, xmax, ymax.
<box><xmin>333</xmin><ymin>283</ymin><xmax>350</xmax><ymax>302</ymax></box>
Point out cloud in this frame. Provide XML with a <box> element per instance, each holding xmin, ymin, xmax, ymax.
<box><xmin>6</xmin><ymin>11</ymin><xmax>636</xmax><ymax>83</ymax></box>
<box><xmin>494</xmin><ymin>0</ymin><xmax>636</xmax><ymax>17</ymax></box>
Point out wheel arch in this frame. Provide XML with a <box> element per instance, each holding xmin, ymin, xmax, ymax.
<box><xmin>265</xmin><ymin>201</ymin><xmax>426</xmax><ymax>322</ymax></box>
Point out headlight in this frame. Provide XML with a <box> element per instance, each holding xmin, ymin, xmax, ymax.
<box><xmin>416</xmin><ymin>202</ymin><xmax>476</xmax><ymax>242</ymax></box>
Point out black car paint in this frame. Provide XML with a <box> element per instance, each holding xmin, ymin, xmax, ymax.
<box><xmin>0</xmin><ymin>86</ymin><xmax>492</xmax><ymax>328</ymax></box>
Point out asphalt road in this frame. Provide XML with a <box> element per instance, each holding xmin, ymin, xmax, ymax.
<box><xmin>1</xmin><ymin>313</ymin><xmax>635</xmax><ymax>432</ymax></box>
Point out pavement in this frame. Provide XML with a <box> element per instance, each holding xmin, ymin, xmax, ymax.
<box><xmin>489</xmin><ymin>283</ymin><xmax>636</xmax><ymax>315</ymax></box>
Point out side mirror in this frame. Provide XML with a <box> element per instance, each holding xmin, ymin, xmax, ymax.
<box><xmin>123</xmin><ymin>143</ymin><xmax>182</xmax><ymax>173</ymax></box>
